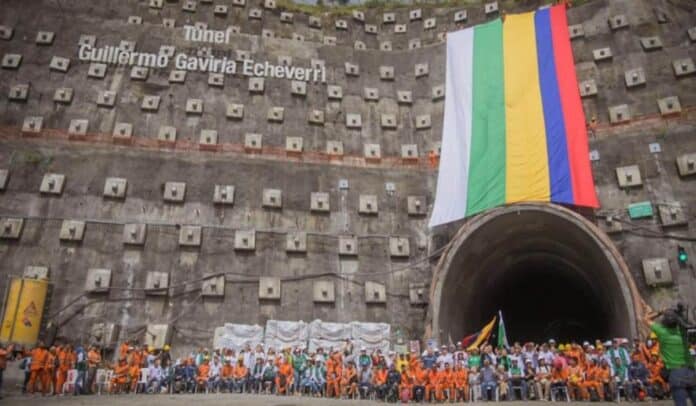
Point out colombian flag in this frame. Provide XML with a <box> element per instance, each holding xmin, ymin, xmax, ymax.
<box><xmin>430</xmin><ymin>5</ymin><xmax>599</xmax><ymax>227</ymax></box>
<box><xmin>463</xmin><ymin>315</ymin><xmax>497</xmax><ymax>351</ymax></box>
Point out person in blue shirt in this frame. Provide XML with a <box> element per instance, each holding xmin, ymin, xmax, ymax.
<box><xmin>172</xmin><ymin>361</ymin><xmax>187</xmax><ymax>393</ymax></box>
<box><xmin>421</xmin><ymin>348</ymin><xmax>437</xmax><ymax>370</ymax></box>
<box><xmin>358</xmin><ymin>364</ymin><xmax>372</xmax><ymax>399</ymax></box>
<box><xmin>481</xmin><ymin>359</ymin><xmax>498</xmax><ymax>401</ymax></box>
<box><xmin>386</xmin><ymin>364</ymin><xmax>402</xmax><ymax>402</ymax></box>
<box><xmin>627</xmin><ymin>353</ymin><xmax>650</xmax><ymax>401</ymax></box>
<box><xmin>183</xmin><ymin>359</ymin><xmax>197</xmax><ymax>393</ymax></box>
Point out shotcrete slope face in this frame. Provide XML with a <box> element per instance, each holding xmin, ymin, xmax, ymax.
<box><xmin>433</xmin><ymin>205</ymin><xmax>636</xmax><ymax>343</ymax></box>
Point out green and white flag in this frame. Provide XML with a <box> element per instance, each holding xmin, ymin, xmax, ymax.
<box><xmin>497</xmin><ymin>310</ymin><xmax>509</xmax><ymax>349</ymax></box>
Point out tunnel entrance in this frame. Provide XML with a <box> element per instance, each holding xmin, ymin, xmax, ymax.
<box><xmin>428</xmin><ymin>204</ymin><xmax>644</xmax><ymax>344</ymax></box>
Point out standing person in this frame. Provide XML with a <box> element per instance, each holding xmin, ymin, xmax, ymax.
<box><xmin>19</xmin><ymin>349</ymin><xmax>31</xmax><ymax>394</ymax></box>
<box><xmin>27</xmin><ymin>341</ymin><xmax>49</xmax><ymax>395</ymax></box>
<box><xmin>293</xmin><ymin>348</ymin><xmax>307</xmax><ymax>394</ymax></box>
<box><xmin>74</xmin><ymin>346</ymin><xmax>86</xmax><ymax>394</ymax></box>
<box><xmin>645</xmin><ymin>306</ymin><xmax>696</xmax><ymax>406</ymax></box>
<box><xmin>437</xmin><ymin>346</ymin><xmax>453</xmax><ymax>370</ymax></box>
<box><xmin>468</xmin><ymin>347</ymin><xmax>481</xmax><ymax>369</ymax></box>
<box><xmin>421</xmin><ymin>348</ymin><xmax>437</xmax><ymax>370</ymax></box>
<box><xmin>0</xmin><ymin>343</ymin><xmax>9</xmax><ymax>399</ymax></box>
<box><xmin>86</xmin><ymin>346</ymin><xmax>101</xmax><ymax>394</ymax></box>
<box><xmin>160</xmin><ymin>345</ymin><xmax>172</xmax><ymax>369</ymax></box>
<box><xmin>55</xmin><ymin>344</ymin><xmax>75</xmax><ymax>395</ymax></box>
<box><xmin>45</xmin><ymin>347</ymin><xmax>57</xmax><ymax>394</ymax></box>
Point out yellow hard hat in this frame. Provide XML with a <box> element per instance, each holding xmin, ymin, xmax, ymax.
<box><xmin>148</xmin><ymin>345</ymin><xmax>155</xmax><ymax>353</ymax></box>
<box><xmin>558</xmin><ymin>344</ymin><xmax>565</xmax><ymax>351</ymax></box>
<box><xmin>163</xmin><ymin>345</ymin><xmax>171</xmax><ymax>351</ymax></box>
<box><xmin>649</xmin><ymin>332</ymin><xmax>657</xmax><ymax>339</ymax></box>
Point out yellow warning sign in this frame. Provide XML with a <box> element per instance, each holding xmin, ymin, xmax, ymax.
<box><xmin>22</xmin><ymin>301</ymin><xmax>38</xmax><ymax>327</ymax></box>
<box><xmin>0</xmin><ymin>278</ymin><xmax>48</xmax><ymax>345</ymax></box>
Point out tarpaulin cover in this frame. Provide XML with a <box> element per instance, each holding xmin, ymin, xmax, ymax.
<box><xmin>308</xmin><ymin>320</ymin><xmax>351</xmax><ymax>352</ymax></box>
<box><xmin>350</xmin><ymin>321</ymin><xmax>391</xmax><ymax>353</ymax></box>
<box><xmin>213</xmin><ymin>323</ymin><xmax>263</xmax><ymax>352</ymax></box>
<box><xmin>264</xmin><ymin>320</ymin><xmax>309</xmax><ymax>350</ymax></box>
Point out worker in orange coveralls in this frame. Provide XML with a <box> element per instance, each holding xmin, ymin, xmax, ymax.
<box><xmin>28</xmin><ymin>341</ymin><xmax>50</xmax><ymax>395</ymax></box>
<box><xmin>275</xmin><ymin>357</ymin><xmax>294</xmax><ymax>395</ymax></box>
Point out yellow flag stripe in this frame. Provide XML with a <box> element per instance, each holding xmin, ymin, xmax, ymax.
<box><xmin>503</xmin><ymin>12</ymin><xmax>551</xmax><ymax>203</ymax></box>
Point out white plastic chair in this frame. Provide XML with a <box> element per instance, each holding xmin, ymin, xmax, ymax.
<box><xmin>62</xmin><ymin>369</ymin><xmax>78</xmax><ymax>394</ymax></box>
<box><xmin>616</xmin><ymin>380</ymin><xmax>628</xmax><ymax>403</ymax></box>
<box><xmin>469</xmin><ymin>384</ymin><xmax>482</xmax><ymax>402</ymax></box>
<box><xmin>135</xmin><ymin>369</ymin><xmax>149</xmax><ymax>394</ymax></box>
<box><xmin>95</xmin><ymin>369</ymin><xmax>111</xmax><ymax>395</ymax></box>
<box><xmin>478</xmin><ymin>383</ymin><xmax>500</xmax><ymax>401</ymax></box>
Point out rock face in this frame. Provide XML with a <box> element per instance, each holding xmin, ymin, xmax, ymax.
<box><xmin>0</xmin><ymin>0</ymin><xmax>694</xmax><ymax>353</ymax></box>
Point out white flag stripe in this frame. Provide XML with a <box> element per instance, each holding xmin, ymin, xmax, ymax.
<box><xmin>429</xmin><ymin>29</ymin><xmax>475</xmax><ymax>228</ymax></box>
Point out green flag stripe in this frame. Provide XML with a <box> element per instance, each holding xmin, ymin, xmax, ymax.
<box><xmin>466</xmin><ymin>20</ymin><xmax>507</xmax><ymax>215</ymax></box>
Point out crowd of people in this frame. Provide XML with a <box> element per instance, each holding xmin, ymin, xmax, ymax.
<box><xmin>2</xmin><ymin>334</ymin><xmax>687</xmax><ymax>402</ymax></box>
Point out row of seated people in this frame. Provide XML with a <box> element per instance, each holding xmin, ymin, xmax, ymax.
<box><xmin>104</xmin><ymin>348</ymin><xmax>669</xmax><ymax>402</ymax></box>
<box><xmin>16</xmin><ymin>335</ymin><xmax>673</xmax><ymax>402</ymax></box>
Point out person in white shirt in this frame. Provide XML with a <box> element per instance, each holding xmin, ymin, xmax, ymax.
<box><xmin>147</xmin><ymin>359</ymin><xmax>164</xmax><ymax>393</ymax></box>
<box><xmin>242</xmin><ymin>346</ymin><xmax>255</xmax><ymax>371</ymax></box>
<box><xmin>481</xmin><ymin>345</ymin><xmax>497</xmax><ymax>366</ymax></box>
<box><xmin>453</xmin><ymin>342</ymin><xmax>467</xmax><ymax>366</ymax></box>
<box><xmin>437</xmin><ymin>346</ymin><xmax>454</xmax><ymax>370</ymax></box>
<box><xmin>208</xmin><ymin>356</ymin><xmax>222</xmax><ymax>392</ymax></box>
<box><xmin>537</xmin><ymin>343</ymin><xmax>554</xmax><ymax>366</ymax></box>
<box><xmin>254</xmin><ymin>345</ymin><xmax>266</xmax><ymax>364</ymax></box>
<box><xmin>385</xmin><ymin>351</ymin><xmax>395</xmax><ymax>369</ymax></box>
<box><xmin>509</xmin><ymin>346</ymin><xmax>523</xmax><ymax>371</ymax></box>
<box><xmin>146</xmin><ymin>351</ymin><xmax>156</xmax><ymax>368</ymax></box>
<box><xmin>454</xmin><ymin>351</ymin><xmax>468</xmax><ymax>369</ymax></box>
<box><xmin>521</xmin><ymin>342</ymin><xmax>538</xmax><ymax>369</ymax></box>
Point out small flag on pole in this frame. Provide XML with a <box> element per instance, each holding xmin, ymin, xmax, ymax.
<box><xmin>497</xmin><ymin>310</ymin><xmax>509</xmax><ymax>349</ymax></box>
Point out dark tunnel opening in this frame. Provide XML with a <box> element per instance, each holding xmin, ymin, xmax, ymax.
<box><xmin>432</xmin><ymin>205</ymin><xmax>638</xmax><ymax>344</ymax></box>
<box><xmin>476</xmin><ymin>260</ymin><xmax>611</xmax><ymax>342</ymax></box>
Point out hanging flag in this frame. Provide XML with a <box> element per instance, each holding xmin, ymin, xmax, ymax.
<box><xmin>429</xmin><ymin>5</ymin><xmax>599</xmax><ymax>228</ymax></box>
<box><xmin>497</xmin><ymin>310</ymin><xmax>509</xmax><ymax>349</ymax></box>
<box><xmin>465</xmin><ymin>315</ymin><xmax>497</xmax><ymax>351</ymax></box>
